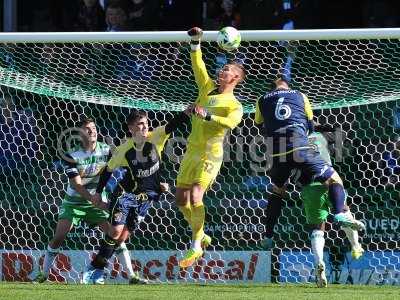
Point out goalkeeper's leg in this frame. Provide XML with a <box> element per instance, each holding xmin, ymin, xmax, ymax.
<box><xmin>177</xmin><ymin>184</ymin><xmax>211</xmax><ymax>268</ymax></box>
<box><xmin>176</xmin><ymin>188</ymin><xmax>192</xmax><ymax>227</ymax></box>
<box><xmin>35</xmin><ymin>219</ymin><xmax>73</xmax><ymax>283</ymax></box>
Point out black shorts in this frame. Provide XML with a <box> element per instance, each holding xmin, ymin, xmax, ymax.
<box><xmin>268</xmin><ymin>148</ymin><xmax>334</xmax><ymax>188</ymax></box>
<box><xmin>108</xmin><ymin>191</ymin><xmax>159</xmax><ymax>232</ymax></box>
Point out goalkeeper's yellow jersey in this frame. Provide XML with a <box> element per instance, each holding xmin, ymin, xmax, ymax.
<box><xmin>187</xmin><ymin>48</ymin><xmax>243</xmax><ymax>157</ymax></box>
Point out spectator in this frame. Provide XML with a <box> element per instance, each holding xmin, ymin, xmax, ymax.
<box><xmin>275</xmin><ymin>1</ymin><xmax>298</xmax><ymax>82</ymax></box>
<box><xmin>219</xmin><ymin>0</ymin><xmax>240</xmax><ymax>28</ymax></box>
<box><xmin>318</xmin><ymin>1</ymin><xmax>363</xmax><ymax>29</ymax></box>
<box><xmin>363</xmin><ymin>0</ymin><xmax>400</xmax><ymax>28</ymax></box>
<box><xmin>237</xmin><ymin>0</ymin><xmax>279</xmax><ymax>30</ymax></box>
<box><xmin>203</xmin><ymin>0</ymin><xmax>223</xmax><ymax>30</ymax></box>
<box><xmin>203</xmin><ymin>0</ymin><xmax>240</xmax><ymax>30</ymax></box>
<box><xmin>126</xmin><ymin>0</ymin><xmax>160</xmax><ymax>30</ymax></box>
<box><xmin>114</xmin><ymin>45</ymin><xmax>152</xmax><ymax>80</ymax></box>
<box><xmin>0</xmin><ymin>96</ymin><xmax>41</xmax><ymax>169</ymax></box>
<box><xmin>160</xmin><ymin>0</ymin><xmax>202</xmax><ymax>30</ymax></box>
<box><xmin>74</xmin><ymin>0</ymin><xmax>106</xmax><ymax>31</ymax></box>
<box><xmin>275</xmin><ymin>0</ymin><xmax>317</xmax><ymax>30</ymax></box>
<box><xmin>105</xmin><ymin>5</ymin><xmax>130</xmax><ymax>31</ymax></box>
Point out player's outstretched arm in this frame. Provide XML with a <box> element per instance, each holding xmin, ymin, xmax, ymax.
<box><xmin>96</xmin><ymin>167</ymin><xmax>112</xmax><ymax>194</ymax></box>
<box><xmin>188</xmin><ymin>27</ymin><xmax>211</xmax><ymax>90</ymax></box>
<box><xmin>302</xmin><ymin>93</ymin><xmax>314</xmax><ymax>133</ymax></box>
<box><xmin>254</xmin><ymin>97</ymin><xmax>264</xmax><ymax>126</ymax></box>
<box><xmin>193</xmin><ymin>104</ymin><xmax>243</xmax><ymax>130</ymax></box>
<box><xmin>164</xmin><ymin>104</ymin><xmax>192</xmax><ymax>134</ymax></box>
<box><xmin>254</xmin><ymin>96</ymin><xmax>267</xmax><ymax>135</ymax></box>
<box><xmin>148</xmin><ymin>104</ymin><xmax>193</xmax><ymax>156</ymax></box>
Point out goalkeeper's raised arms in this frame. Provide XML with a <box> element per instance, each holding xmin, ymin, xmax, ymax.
<box><xmin>176</xmin><ymin>27</ymin><xmax>246</xmax><ymax>269</ymax></box>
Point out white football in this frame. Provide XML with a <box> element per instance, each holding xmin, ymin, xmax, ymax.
<box><xmin>217</xmin><ymin>26</ymin><xmax>241</xmax><ymax>52</ymax></box>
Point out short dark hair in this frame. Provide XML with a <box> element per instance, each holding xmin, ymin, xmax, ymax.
<box><xmin>229</xmin><ymin>61</ymin><xmax>246</xmax><ymax>82</ymax></box>
<box><xmin>126</xmin><ymin>110</ymin><xmax>147</xmax><ymax>126</ymax></box>
<box><xmin>77</xmin><ymin>117</ymin><xmax>95</xmax><ymax>127</ymax></box>
<box><xmin>274</xmin><ymin>76</ymin><xmax>290</xmax><ymax>88</ymax></box>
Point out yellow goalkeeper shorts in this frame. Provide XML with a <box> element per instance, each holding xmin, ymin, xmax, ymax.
<box><xmin>176</xmin><ymin>150</ymin><xmax>222</xmax><ymax>190</ymax></box>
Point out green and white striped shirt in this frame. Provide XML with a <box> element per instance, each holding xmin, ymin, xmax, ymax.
<box><xmin>63</xmin><ymin>142</ymin><xmax>110</xmax><ymax>203</ymax></box>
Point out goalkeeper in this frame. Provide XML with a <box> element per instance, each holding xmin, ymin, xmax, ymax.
<box><xmin>35</xmin><ymin>118</ymin><xmax>133</xmax><ymax>283</ymax></box>
<box><xmin>83</xmin><ymin>108</ymin><xmax>190</xmax><ymax>284</ymax></box>
<box><xmin>176</xmin><ymin>27</ymin><xmax>245</xmax><ymax>268</ymax></box>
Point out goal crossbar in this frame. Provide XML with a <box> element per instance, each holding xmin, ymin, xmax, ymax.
<box><xmin>0</xmin><ymin>28</ymin><xmax>400</xmax><ymax>43</ymax></box>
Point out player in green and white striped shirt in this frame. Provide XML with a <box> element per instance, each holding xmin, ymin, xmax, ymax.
<box><xmin>261</xmin><ymin>125</ymin><xmax>364</xmax><ymax>288</ymax></box>
<box><xmin>297</xmin><ymin>128</ymin><xmax>364</xmax><ymax>288</ymax></box>
<box><xmin>35</xmin><ymin>118</ymin><xmax>135</xmax><ymax>283</ymax></box>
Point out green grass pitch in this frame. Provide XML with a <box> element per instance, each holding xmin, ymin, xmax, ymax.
<box><xmin>1</xmin><ymin>283</ymin><xmax>399</xmax><ymax>300</ymax></box>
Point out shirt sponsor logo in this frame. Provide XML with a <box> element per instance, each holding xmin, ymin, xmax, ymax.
<box><xmin>137</xmin><ymin>161</ymin><xmax>160</xmax><ymax>178</ymax></box>
<box><xmin>209</xmin><ymin>97</ymin><xmax>217</xmax><ymax>106</ymax></box>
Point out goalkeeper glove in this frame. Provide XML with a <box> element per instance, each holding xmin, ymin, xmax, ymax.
<box><xmin>188</xmin><ymin>27</ymin><xmax>203</xmax><ymax>50</ymax></box>
<box><xmin>192</xmin><ymin>105</ymin><xmax>211</xmax><ymax>120</ymax></box>
<box><xmin>187</xmin><ymin>27</ymin><xmax>203</xmax><ymax>42</ymax></box>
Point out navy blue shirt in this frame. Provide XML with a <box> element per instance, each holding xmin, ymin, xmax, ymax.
<box><xmin>255</xmin><ymin>88</ymin><xmax>314</xmax><ymax>155</ymax></box>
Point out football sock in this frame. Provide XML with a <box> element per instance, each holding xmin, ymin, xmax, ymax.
<box><xmin>115</xmin><ymin>242</ymin><xmax>134</xmax><ymax>277</ymax></box>
<box><xmin>191</xmin><ymin>202</ymin><xmax>205</xmax><ymax>250</ymax></box>
<box><xmin>92</xmin><ymin>235</ymin><xmax>118</xmax><ymax>269</ymax></box>
<box><xmin>328</xmin><ymin>183</ymin><xmax>346</xmax><ymax>214</ymax></box>
<box><xmin>264</xmin><ymin>193</ymin><xmax>283</xmax><ymax>239</ymax></box>
<box><xmin>342</xmin><ymin>227</ymin><xmax>360</xmax><ymax>249</ymax></box>
<box><xmin>178</xmin><ymin>201</ymin><xmax>192</xmax><ymax>225</ymax></box>
<box><xmin>311</xmin><ymin>230</ymin><xmax>325</xmax><ymax>265</ymax></box>
<box><xmin>43</xmin><ymin>245</ymin><xmax>59</xmax><ymax>276</ymax></box>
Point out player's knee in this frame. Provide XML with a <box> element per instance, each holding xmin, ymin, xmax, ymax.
<box><xmin>99</xmin><ymin>221</ymin><xmax>111</xmax><ymax>234</ymax></box>
<box><xmin>324</xmin><ymin>171</ymin><xmax>343</xmax><ymax>186</ymax></box>
<box><xmin>272</xmin><ymin>185</ymin><xmax>286</xmax><ymax>197</ymax></box>
<box><xmin>108</xmin><ymin>226</ymin><xmax>124</xmax><ymax>240</ymax></box>
<box><xmin>309</xmin><ymin>223</ymin><xmax>325</xmax><ymax>231</ymax></box>
<box><xmin>115</xmin><ymin>236</ymin><xmax>126</xmax><ymax>245</ymax></box>
<box><xmin>191</xmin><ymin>184</ymin><xmax>205</xmax><ymax>204</ymax></box>
<box><xmin>176</xmin><ymin>187</ymin><xmax>190</xmax><ymax>206</ymax></box>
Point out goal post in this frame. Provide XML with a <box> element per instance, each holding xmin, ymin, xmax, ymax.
<box><xmin>0</xmin><ymin>29</ymin><xmax>399</xmax><ymax>284</ymax></box>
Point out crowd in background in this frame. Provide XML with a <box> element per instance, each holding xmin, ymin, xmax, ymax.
<box><xmin>17</xmin><ymin>0</ymin><xmax>400</xmax><ymax>32</ymax></box>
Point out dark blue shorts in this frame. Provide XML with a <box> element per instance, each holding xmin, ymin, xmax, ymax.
<box><xmin>268</xmin><ymin>148</ymin><xmax>334</xmax><ymax>188</ymax></box>
<box><xmin>109</xmin><ymin>191</ymin><xmax>159</xmax><ymax>232</ymax></box>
